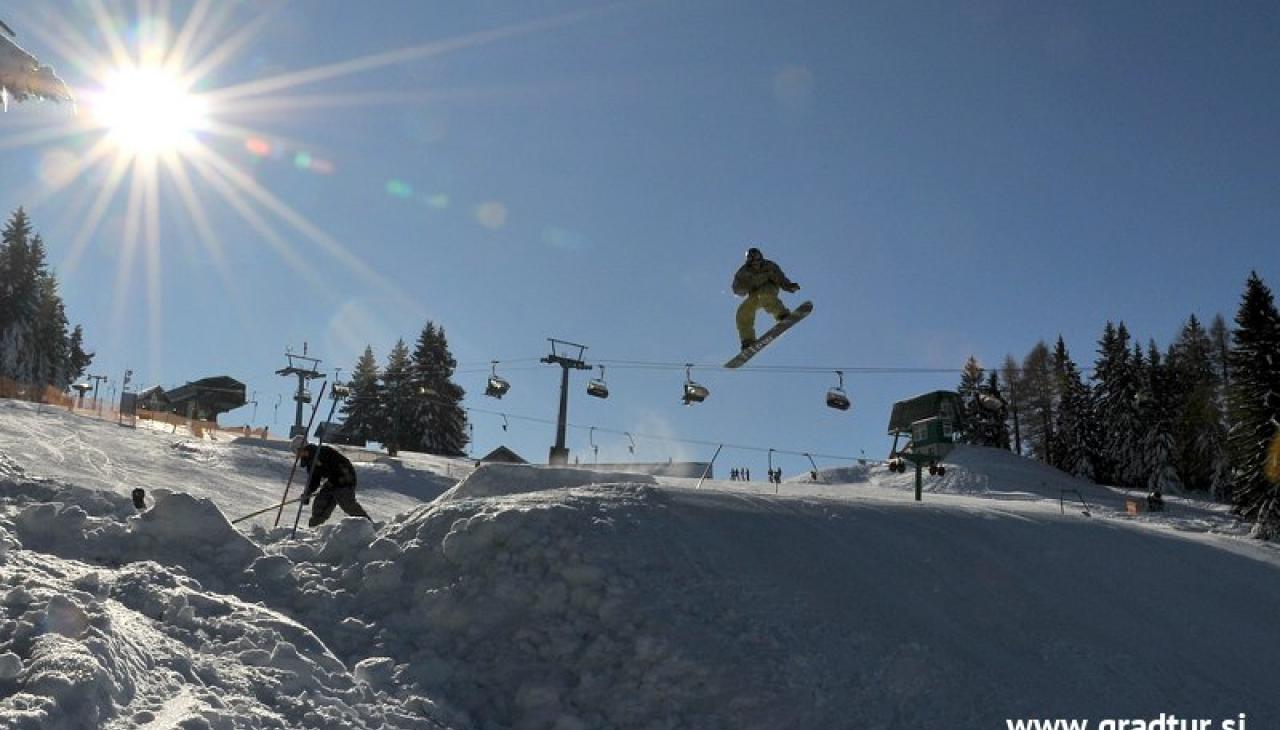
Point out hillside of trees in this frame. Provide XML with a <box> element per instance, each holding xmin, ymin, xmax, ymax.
<box><xmin>0</xmin><ymin>208</ymin><xmax>93</xmax><ymax>393</ymax></box>
<box><xmin>958</xmin><ymin>272</ymin><xmax>1280</xmax><ymax>537</ymax></box>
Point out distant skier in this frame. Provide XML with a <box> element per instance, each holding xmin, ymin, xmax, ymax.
<box><xmin>732</xmin><ymin>247</ymin><xmax>801</xmax><ymax>351</ymax></box>
<box><xmin>291</xmin><ymin>435</ymin><xmax>371</xmax><ymax>527</ymax></box>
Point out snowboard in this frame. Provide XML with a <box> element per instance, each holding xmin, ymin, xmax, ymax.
<box><xmin>724</xmin><ymin>301</ymin><xmax>813</xmax><ymax>368</ymax></box>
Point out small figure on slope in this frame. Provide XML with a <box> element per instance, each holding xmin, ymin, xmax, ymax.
<box><xmin>732</xmin><ymin>246</ymin><xmax>801</xmax><ymax>351</ymax></box>
<box><xmin>291</xmin><ymin>435</ymin><xmax>371</xmax><ymax>527</ymax></box>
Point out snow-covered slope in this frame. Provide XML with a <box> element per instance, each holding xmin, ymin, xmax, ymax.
<box><xmin>2</xmin><ymin>400</ymin><xmax>1279</xmax><ymax>729</ymax></box>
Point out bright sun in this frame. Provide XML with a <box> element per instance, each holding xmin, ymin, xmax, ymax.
<box><xmin>93</xmin><ymin>66</ymin><xmax>209</xmax><ymax>156</ymax></box>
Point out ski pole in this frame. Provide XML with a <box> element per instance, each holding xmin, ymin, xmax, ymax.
<box><xmin>290</xmin><ymin>387</ymin><xmax>346</xmax><ymax>539</ymax></box>
<box><xmin>232</xmin><ymin>498</ymin><xmax>301</xmax><ymax>525</ymax></box>
<box><xmin>273</xmin><ymin>381</ymin><xmax>328</xmax><ymax>527</ymax></box>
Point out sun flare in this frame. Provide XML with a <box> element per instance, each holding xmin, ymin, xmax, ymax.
<box><xmin>92</xmin><ymin>66</ymin><xmax>208</xmax><ymax>155</ymax></box>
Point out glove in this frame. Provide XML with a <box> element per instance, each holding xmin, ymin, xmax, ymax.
<box><xmin>784</xmin><ymin>282</ymin><xmax>801</xmax><ymax>293</ymax></box>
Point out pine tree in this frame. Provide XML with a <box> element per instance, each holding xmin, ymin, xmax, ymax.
<box><xmin>1225</xmin><ymin>272</ymin><xmax>1280</xmax><ymax>536</ymax></box>
<box><xmin>32</xmin><ymin>272</ymin><xmax>69</xmax><ymax>389</ymax></box>
<box><xmin>1208</xmin><ymin>314</ymin><xmax>1231</xmax><ymax>390</ymax></box>
<box><xmin>957</xmin><ymin>356</ymin><xmax>985</xmax><ymax>445</ymax></box>
<box><xmin>1141</xmin><ymin>341</ymin><xmax>1183</xmax><ymax>495</ymax></box>
<box><xmin>408</xmin><ymin>322</ymin><xmax>469</xmax><ymax>456</ymax></box>
<box><xmin>340</xmin><ymin>346</ymin><xmax>382</xmax><ymax>446</ymax></box>
<box><xmin>1091</xmin><ymin>322</ymin><xmax>1123</xmax><ymax>484</ymax></box>
<box><xmin>983</xmin><ymin>371</ymin><xmax>1011</xmax><ymax>449</ymax></box>
<box><xmin>381</xmin><ymin>339</ymin><xmax>413</xmax><ymax>456</ymax></box>
<box><xmin>1167</xmin><ymin>315</ymin><xmax>1222</xmax><ymax>491</ymax></box>
<box><xmin>0</xmin><ymin>210</ymin><xmax>84</xmax><ymax>391</ymax></box>
<box><xmin>1092</xmin><ymin>322</ymin><xmax>1143</xmax><ymax>487</ymax></box>
<box><xmin>1051</xmin><ymin>336</ymin><xmax>1097</xmax><ymax>480</ymax></box>
<box><xmin>1206</xmin><ymin>313</ymin><xmax>1233</xmax><ymax>501</ymax></box>
<box><xmin>0</xmin><ymin>208</ymin><xmax>40</xmax><ymax>381</ymax></box>
<box><xmin>67</xmin><ymin>325</ymin><xmax>93</xmax><ymax>382</ymax></box>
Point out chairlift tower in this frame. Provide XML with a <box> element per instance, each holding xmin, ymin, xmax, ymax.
<box><xmin>275</xmin><ymin>345</ymin><xmax>325</xmax><ymax>437</ymax></box>
<box><xmin>541</xmin><ymin>339</ymin><xmax>592</xmax><ymax>465</ymax></box>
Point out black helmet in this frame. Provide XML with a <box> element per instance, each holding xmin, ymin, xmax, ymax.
<box><xmin>745</xmin><ymin>247</ymin><xmax>763</xmax><ymax>261</ymax></box>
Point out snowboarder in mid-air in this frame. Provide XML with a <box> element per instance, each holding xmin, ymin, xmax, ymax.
<box><xmin>732</xmin><ymin>246</ymin><xmax>801</xmax><ymax>350</ymax></box>
<box><xmin>726</xmin><ymin>247</ymin><xmax>812</xmax><ymax>367</ymax></box>
<box><xmin>291</xmin><ymin>435</ymin><xmax>371</xmax><ymax>527</ymax></box>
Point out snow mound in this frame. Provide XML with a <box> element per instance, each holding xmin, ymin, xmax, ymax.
<box><xmin>930</xmin><ymin>445</ymin><xmax>1096</xmax><ymax>495</ymax></box>
<box><xmin>435</xmin><ymin>463</ymin><xmax>656</xmax><ymax>502</ymax></box>
<box><xmin>129</xmin><ymin>490</ymin><xmax>264</xmax><ymax>573</ymax></box>
<box><xmin>0</xmin><ymin>550</ymin><xmax>446</xmax><ymax>730</ymax></box>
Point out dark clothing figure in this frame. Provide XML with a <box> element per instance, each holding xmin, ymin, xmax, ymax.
<box><xmin>732</xmin><ymin>247</ymin><xmax>800</xmax><ymax>349</ymax></box>
<box><xmin>299</xmin><ymin>444</ymin><xmax>371</xmax><ymax>526</ymax></box>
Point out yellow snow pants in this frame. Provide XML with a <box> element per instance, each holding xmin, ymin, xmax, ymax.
<box><xmin>736</xmin><ymin>285</ymin><xmax>789</xmax><ymax>341</ymax></box>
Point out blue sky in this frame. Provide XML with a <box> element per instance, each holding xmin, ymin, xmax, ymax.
<box><xmin>2</xmin><ymin>0</ymin><xmax>1276</xmax><ymax>470</ymax></box>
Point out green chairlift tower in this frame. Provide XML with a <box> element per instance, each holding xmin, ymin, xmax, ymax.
<box><xmin>886</xmin><ymin>390</ymin><xmax>964</xmax><ymax>501</ymax></box>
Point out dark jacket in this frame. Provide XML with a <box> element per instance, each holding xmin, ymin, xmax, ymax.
<box><xmin>302</xmin><ymin>444</ymin><xmax>357</xmax><ymax>494</ymax></box>
<box><xmin>732</xmin><ymin>258</ymin><xmax>796</xmax><ymax>296</ymax></box>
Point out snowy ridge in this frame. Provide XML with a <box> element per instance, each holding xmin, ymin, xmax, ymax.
<box><xmin>3</xmin><ymin>401</ymin><xmax>1280</xmax><ymax>728</ymax></box>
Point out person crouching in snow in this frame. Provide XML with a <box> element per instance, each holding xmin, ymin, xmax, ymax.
<box><xmin>291</xmin><ymin>435</ymin><xmax>371</xmax><ymax>526</ymax></box>
<box><xmin>732</xmin><ymin>246</ymin><xmax>801</xmax><ymax>351</ymax></box>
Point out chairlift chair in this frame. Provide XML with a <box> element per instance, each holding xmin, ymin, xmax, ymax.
<box><xmin>587</xmin><ymin>366</ymin><xmax>609</xmax><ymax>399</ymax></box>
<box><xmin>485</xmin><ymin>362</ymin><xmax>511</xmax><ymax>399</ymax></box>
<box><xmin>682</xmin><ymin>365</ymin><xmax>709</xmax><ymax>405</ymax></box>
<box><xmin>826</xmin><ymin>370</ymin><xmax>851</xmax><ymax>411</ymax></box>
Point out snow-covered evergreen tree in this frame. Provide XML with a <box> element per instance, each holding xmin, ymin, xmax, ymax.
<box><xmin>0</xmin><ymin>209</ymin><xmax>87</xmax><ymax>392</ymax></box>
<box><xmin>0</xmin><ymin>208</ymin><xmax>39</xmax><ymax>381</ymax></box>
<box><xmin>1206</xmin><ymin>313</ymin><xmax>1233</xmax><ymax>501</ymax></box>
<box><xmin>408</xmin><ymin>322</ymin><xmax>468</xmax><ymax>456</ymax></box>
<box><xmin>1093</xmin><ymin>322</ymin><xmax>1143</xmax><ymax>487</ymax></box>
<box><xmin>1140</xmin><ymin>341</ymin><xmax>1183</xmax><ymax>495</ymax></box>
<box><xmin>1225</xmin><ymin>272</ymin><xmax>1280</xmax><ymax>536</ymax></box>
<box><xmin>1208</xmin><ymin>313</ymin><xmax>1231</xmax><ymax>391</ymax></box>
<box><xmin>957</xmin><ymin>356</ymin><xmax>985</xmax><ymax>445</ymax></box>
<box><xmin>1167</xmin><ymin>315</ymin><xmax>1223</xmax><ymax>491</ymax></box>
<box><xmin>340</xmin><ymin>346</ymin><xmax>382</xmax><ymax>446</ymax></box>
<box><xmin>32</xmin><ymin>271</ymin><xmax>69</xmax><ymax>390</ymax></box>
<box><xmin>983</xmin><ymin>371</ymin><xmax>1011</xmax><ymax>450</ymax></box>
<box><xmin>380</xmin><ymin>340</ymin><xmax>413</xmax><ymax>456</ymax></box>
<box><xmin>1051</xmin><ymin>337</ymin><xmax>1097</xmax><ymax>480</ymax></box>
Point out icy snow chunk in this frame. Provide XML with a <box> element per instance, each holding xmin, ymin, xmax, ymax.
<box><xmin>316</xmin><ymin>518</ymin><xmax>378</xmax><ymax>564</ymax></box>
<box><xmin>361</xmin><ymin>560</ymin><xmax>404</xmax><ymax>594</ymax></box>
<box><xmin>0</xmin><ymin>651</ymin><xmax>22</xmax><ymax>679</ymax></box>
<box><xmin>353</xmin><ymin>656</ymin><xmax>395</xmax><ymax>689</ymax></box>
<box><xmin>3</xmin><ymin>584</ymin><xmax>34</xmax><ymax>606</ymax></box>
<box><xmin>162</xmin><ymin>593</ymin><xmax>196</xmax><ymax>627</ymax></box>
<box><xmin>247</xmin><ymin>554</ymin><xmax>294</xmax><ymax>582</ymax></box>
<box><xmin>360</xmin><ymin>537</ymin><xmax>403</xmax><ymax>562</ymax></box>
<box><xmin>44</xmin><ymin>595</ymin><xmax>89</xmax><ymax>638</ymax></box>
